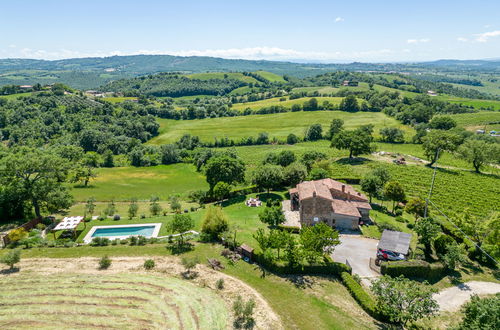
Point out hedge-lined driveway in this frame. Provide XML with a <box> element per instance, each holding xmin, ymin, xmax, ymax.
<box><xmin>332</xmin><ymin>234</ymin><xmax>380</xmax><ymax>278</ymax></box>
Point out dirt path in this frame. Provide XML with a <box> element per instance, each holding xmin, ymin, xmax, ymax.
<box><xmin>1</xmin><ymin>257</ymin><xmax>283</xmax><ymax>330</ymax></box>
<box><xmin>433</xmin><ymin>281</ymin><xmax>500</xmax><ymax>312</ymax></box>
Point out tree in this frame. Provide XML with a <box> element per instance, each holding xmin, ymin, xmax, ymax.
<box><xmin>301</xmin><ymin>151</ymin><xmax>327</xmax><ymax>170</ymax></box>
<box><xmin>85</xmin><ymin>197</ymin><xmax>96</xmax><ymax>219</ymax></box>
<box><xmin>7</xmin><ymin>228</ymin><xmax>28</xmax><ymax>242</ymax></box>
<box><xmin>232</xmin><ymin>295</ymin><xmax>256</xmax><ymax>329</ymax></box>
<box><xmin>275</xmin><ymin>150</ymin><xmax>296</xmax><ymax>167</ymax></box>
<box><xmin>339</xmin><ymin>95</ymin><xmax>359</xmax><ymax>112</ymax></box>
<box><xmin>71</xmin><ymin>165</ymin><xmax>97</xmax><ymax>187</ymax></box>
<box><xmin>283</xmin><ymin>162</ymin><xmax>308</xmax><ymax>186</ymax></box>
<box><xmin>251</xmin><ymin>164</ymin><xmax>284</xmax><ymax>195</ymax></box>
<box><xmin>303</xmin><ymin>97</ymin><xmax>318</xmax><ymax>111</ymax></box>
<box><xmin>268</xmin><ymin>229</ymin><xmax>289</xmax><ymax>259</ymax></box>
<box><xmin>383</xmin><ymin>181</ymin><xmax>406</xmax><ymax>213</ymax></box>
<box><xmin>168</xmin><ymin>214</ymin><xmax>195</xmax><ymax>247</ymax></box>
<box><xmin>284</xmin><ymin>235</ymin><xmax>302</xmax><ymax>268</ymax></box>
<box><xmin>405</xmin><ymin>197</ymin><xmax>427</xmax><ymax>220</ymax></box>
<box><xmin>181</xmin><ymin>257</ymin><xmax>199</xmax><ymax>276</ymax></box>
<box><xmin>429</xmin><ymin>116</ymin><xmax>456</xmax><ymax>130</ymax></box>
<box><xmin>205</xmin><ymin>156</ymin><xmax>245</xmax><ymax>190</ymax></box>
<box><xmin>98</xmin><ymin>255</ymin><xmax>112</xmax><ymax>270</ymax></box>
<box><xmin>372</xmin><ymin>167</ymin><xmax>391</xmax><ymax>186</ymax></box>
<box><xmin>0</xmin><ymin>249</ymin><xmax>21</xmax><ymax>269</ymax></box>
<box><xmin>326</xmin><ymin>118</ymin><xmax>344</xmax><ymax>139</ymax></box>
<box><xmin>300</xmin><ymin>223</ymin><xmax>340</xmax><ymax>263</ymax></box>
<box><xmin>201</xmin><ymin>206</ymin><xmax>229</xmax><ymax>240</ymax></box>
<box><xmin>102</xmin><ymin>150</ymin><xmax>114</xmax><ymax>167</ymax></box>
<box><xmin>309</xmin><ymin>167</ymin><xmax>329</xmax><ymax>180</ymax></box>
<box><xmin>458</xmin><ymin>138</ymin><xmax>499</xmax><ymax>173</ymax></box>
<box><xmin>304</xmin><ymin>124</ymin><xmax>323</xmax><ymax>141</ymax></box>
<box><xmin>457</xmin><ymin>294</ymin><xmax>500</xmax><ymax>330</ymax></box>
<box><xmin>379</xmin><ymin>127</ymin><xmax>404</xmax><ymax>143</ymax></box>
<box><xmin>144</xmin><ymin>259</ymin><xmax>155</xmax><ymax>270</ymax></box>
<box><xmin>331</xmin><ymin>129</ymin><xmax>373</xmax><ymax>158</ymax></box>
<box><xmin>128</xmin><ymin>198</ymin><xmax>139</xmax><ymax>219</ymax></box>
<box><xmin>422</xmin><ymin>130</ymin><xmax>462</xmax><ymax>166</ymax></box>
<box><xmin>371</xmin><ymin>275</ymin><xmax>438</xmax><ymax>327</ymax></box>
<box><xmin>442</xmin><ymin>242</ymin><xmax>467</xmax><ymax>270</ymax></box>
<box><xmin>414</xmin><ymin>217</ymin><xmax>440</xmax><ymax>254</ymax></box>
<box><xmin>252</xmin><ymin>228</ymin><xmax>270</xmax><ymax>252</ymax></box>
<box><xmin>286</xmin><ymin>133</ymin><xmax>299</xmax><ymax>145</ymax></box>
<box><xmin>149</xmin><ymin>195</ymin><xmax>162</xmax><ymax>216</ymax></box>
<box><xmin>212</xmin><ymin>181</ymin><xmax>232</xmax><ymax>202</ymax></box>
<box><xmin>360</xmin><ymin>175</ymin><xmax>380</xmax><ymax>203</ymax></box>
<box><xmin>258</xmin><ymin>205</ymin><xmax>286</xmax><ymax>227</ymax></box>
<box><xmin>456</xmin><ymin>210</ymin><xmax>497</xmax><ymax>248</ymax></box>
<box><xmin>0</xmin><ymin>147</ymin><xmax>73</xmax><ymax>218</ymax></box>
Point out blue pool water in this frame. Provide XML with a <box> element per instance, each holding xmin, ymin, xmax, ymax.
<box><xmin>91</xmin><ymin>225</ymin><xmax>156</xmax><ymax>238</ymax></box>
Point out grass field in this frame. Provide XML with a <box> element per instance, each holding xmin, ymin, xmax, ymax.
<box><xmin>230</xmin><ymin>96</ymin><xmax>345</xmax><ymax>111</ymax></box>
<box><xmin>102</xmin><ymin>96</ymin><xmax>138</xmax><ymax>103</ymax></box>
<box><xmin>149</xmin><ymin>111</ymin><xmax>414</xmax><ymax>144</ymax></box>
<box><xmin>185</xmin><ymin>72</ymin><xmax>260</xmax><ymax>84</ymax></box>
<box><xmin>0</xmin><ymin>92</ymin><xmax>32</xmax><ymax>99</ymax></box>
<box><xmin>439</xmin><ymin>111</ymin><xmax>500</xmax><ymax>131</ymax></box>
<box><xmin>0</xmin><ymin>273</ymin><xmax>228</xmax><ymax>329</ymax></box>
<box><xmin>434</xmin><ymin>95</ymin><xmax>500</xmax><ymax>111</ymax></box>
<box><xmin>254</xmin><ymin>70</ymin><xmax>287</xmax><ymax>83</ymax></box>
<box><xmin>70</xmin><ymin>164</ymin><xmax>208</xmax><ymax>202</ymax></box>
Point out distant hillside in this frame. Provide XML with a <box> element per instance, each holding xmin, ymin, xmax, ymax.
<box><xmin>0</xmin><ymin>55</ymin><xmax>499</xmax><ymax>89</ymax></box>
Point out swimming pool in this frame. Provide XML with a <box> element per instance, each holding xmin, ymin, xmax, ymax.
<box><xmin>83</xmin><ymin>223</ymin><xmax>162</xmax><ymax>243</ymax></box>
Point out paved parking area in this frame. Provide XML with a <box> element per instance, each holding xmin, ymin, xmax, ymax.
<box><xmin>332</xmin><ymin>234</ymin><xmax>380</xmax><ymax>278</ymax></box>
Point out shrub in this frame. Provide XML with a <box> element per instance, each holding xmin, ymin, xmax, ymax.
<box><xmin>201</xmin><ymin>206</ymin><xmax>229</xmax><ymax>240</ymax></box>
<box><xmin>341</xmin><ymin>272</ymin><xmax>380</xmax><ymax>319</ymax></box>
<box><xmin>119</xmin><ymin>238</ymin><xmax>128</xmax><ymax>245</ymax></box>
<box><xmin>457</xmin><ymin>294</ymin><xmax>500</xmax><ymax>330</ymax></box>
<box><xmin>111</xmin><ymin>239</ymin><xmax>118</xmax><ymax>245</ymax></box>
<box><xmin>36</xmin><ymin>223</ymin><xmax>46</xmax><ymax>230</ymax></box>
<box><xmin>433</xmin><ymin>233</ymin><xmax>455</xmax><ymax>255</ymax></box>
<box><xmin>7</xmin><ymin>228</ymin><xmax>28</xmax><ymax>242</ymax></box>
<box><xmin>394</xmin><ymin>208</ymin><xmax>404</xmax><ymax>217</ymax></box>
<box><xmin>113</xmin><ymin>214</ymin><xmax>121</xmax><ymax>220</ymax></box>
<box><xmin>129</xmin><ymin>236</ymin><xmax>138</xmax><ymax>245</ymax></box>
<box><xmin>376</xmin><ymin>222</ymin><xmax>399</xmax><ymax>232</ymax></box>
<box><xmin>140</xmin><ymin>214</ymin><xmax>146</xmax><ymax>219</ymax></box>
<box><xmin>0</xmin><ymin>249</ymin><xmax>21</xmax><ymax>269</ymax></box>
<box><xmin>381</xmin><ymin>260</ymin><xmax>445</xmax><ymax>280</ymax></box>
<box><xmin>98</xmin><ymin>256</ymin><xmax>112</xmax><ymax>270</ymax></box>
<box><xmin>90</xmin><ymin>237</ymin><xmax>110</xmax><ymax>246</ymax></box>
<box><xmin>144</xmin><ymin>259</ymin><xmax>155</xmax><ymax>270</ymax></box>
<box><xmin>233</xmin><ymin>295</ymin><xmax>256</xmax><ymax>329</ymax></box>
<box><xmin>216</xmin><ymin>278</ymin><xmax>225</xmax><ymax>290</ymax></box>
<box><xmin>137</xmin><ymin>236</ymin><xmax>147</xmax><ymax>246</ymax></box>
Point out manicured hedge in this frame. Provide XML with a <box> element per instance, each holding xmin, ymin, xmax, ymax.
<box><xmin>340</xmin><ymin>272</ymin><xmax>379</xmax><ymax>317</ymax></box>
<box><xmin>380</xmin><ymin>260</ymin><xmax>445</xmax><ymax>280</ymax></box>
<box><xmin>254</xmin><ymin>251</ymin><xmax>351</xmax><ymax>276</ymax></box>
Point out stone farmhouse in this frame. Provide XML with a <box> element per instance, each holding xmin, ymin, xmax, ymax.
<box><xmin>289</xmin><ymin>178</ymin><xmax>371</xmax><ymax>230</ymax></box>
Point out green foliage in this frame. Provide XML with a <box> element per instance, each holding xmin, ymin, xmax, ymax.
<box><xmin>300</xmin><ymin>223</ymin><xmax>340</xmax><ymax>263</ymax></box>
<box><xmin>371</xmin><ymin>275</ymin><xmax>438</xmax><ymax>326</ymax></box>
<box><xmin>433</xmin><ymin>233</ymin><xmax>455</xmax><ymax>255</ymax></box>
<box><xmin>414</xmin><ymin>217</ymin><xmax>441</xmax><ymax>253</ymax></box>
<box><xmin>286</xmin><ymin>133</ymin><xmax>299</xmax><ymax>145</ymax></box>
<box><xmin>380</xmin><ymin>260</ymin><xmax>445</xmax><ymax>280</ymax></box>
<box><xmin>405</xmin><ymin>197</ymin><xmax>427</xmax><ymax>220</ymax></box>
<box><xmin>457</xmin><ymin>294</ymin><xmax>500</xmax><ymax>330</ymax></box>
<box><xmin>304</xmin><ymin>123</ymin><xmax>323</xmax><ymax>141</ymax></box>
<box><xmin>283</xmin><ymin>162</ymin><xmax>308</xmax><ymax>186</ymax></box>
<box><xmin>143</xmin><ymin>259</ymin><xmax>155</xmax><ymax>270</ymax></box>
<box><xmin>422</xmin><ymin>130</ymin><xmax>462</xmax><ymax>165</ymax></box>
<box><xmin>340</xmin><ymin>272</ymin><xmax>379</xmax><ymax>319</ymax></box>
<box><xmin>98</xmin><ymin>255</ymin><xmax>112</xmax><ymax>270</ymax></box>
<box><xmin>181</xmin><ymin>257</ymin><xmax>199</xmax><ymax>274</ymax></box>
<box><xmin>85</xmin><ymin>197</ymin><xmax>96</xmax><ymax>218</ymax></box>
<box><xmin>169</xmin><ymin>195</ymin><xmax>182</xmax><ymax>213</ymax></box>
<box><xmin>429</xmin><ymin>115</ymin><xmax>457</xmax><ymax>130</ymax></box>
<box><xmin>205</xmin><ymin>156</ymin><xmax>245</xmax><ymax>189</ymax></box>
<box><xmin>383</xmin><ymin>181</ymin><xmax>406</xmax><ymax>213</ymax></box>
<box><xmin>215</xmin><ymin>278</ymin><xmax>225</xmax><ymax>290</ymax></box>
<box><xmin>301</xmin><ymin>150</ymin><xmax>327</xmax><ymax>170</ymax></box>
<box><xmin>212</xmin><ymin>182</ymin><xmax>232</xmax><ymax>201</ymax></box>
<box><xmin>7</xmin><ymin>228</ymin><xmax>28</xmax><ymax>242</ymax></box>
<box><xmin>326</xmin><ymin>118</ymin><xmax>344</xmax><ymax>140</ymax></box>
<box><xmin>128</xmin><ymin>198</ymin><xmax>139</xmax><ymax>219</ymax></box>
<box><xmin>168</xmin><ymin>214</ymin><xmax>195</xmax><ymax>247</ymax></box>
<box><xmin>379</xmin><ymin>127</ymin><xmax>404</xmax><ymax>143</ymax></box>
<box><xmin>458</xmin><ymin>138</ymin><xmax>500</xmax><ymax>173</ymax></box>
<box><xmin>0</xmin><ymin>249</ymin><xmax>21</xmax><ymax>269</ymax></box>
<box><xmin>258</xmin><ymin>205</ymin><xmax>286</xmax><ymax>227</ymax></box>
<box><xmin>149</xmin><ymin>195</ymin><xmax>162</xmax><ymax>216</ymax></box>
<box><xmin>309</xmin><ymin>167</ymin><xmax>329</xmax><ymax>180</ymax></box>
<box><xmin>331</xmin><ymin>128</ymin><xmax>373</xmax><ymax>158</ymax></box>
<box><xmin>201</xmin><ymin>206</ymin><xmax>229</xmax><ymax>240</ymax></box>
<box><xmin>339</xmin><ymin>95</ymin><xmax>359</xmax><ymax>112</ymax></box>
<box><xmin>442</xmin><ymin>242</ymin><xmax>467</xmax><ymax>270</ymax></box>
<box><xmin>251</xmin><ymin>164</ymin><xmax>284</xmax><ymax>194</ymax></box>
<box><xmin>232</xmin><ymin>295</ymin><xmax>256</xmax><ymax>329</ymax></box>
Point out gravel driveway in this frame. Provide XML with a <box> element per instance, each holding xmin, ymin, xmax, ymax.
<box><xmin>332</xmin><ymin>234</ymin><xmax>380</xmax><ymax>278</ymax></box>
<box><xmin>434</xmin><ymin>281</ymin><xmax>500</xmax><ymax>311</ymax></box>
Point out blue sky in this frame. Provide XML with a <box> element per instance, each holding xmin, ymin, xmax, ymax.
<box><xmin>1</xmin><ymin>0</ymin><xmax>499</xmax><ymax>62</ymax></box>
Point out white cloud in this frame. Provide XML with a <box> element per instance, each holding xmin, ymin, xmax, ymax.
<box><xmin>475</xmin><ymin>30</ymin><xmax>500</xmax><ymax>42</ymax></box>
<box><xmin>407</xmin><ymin>38</ymin><xmax>430</xmax><ymax>44</ymax></box>
<box><xmin>456</xmin><ymin>37</ymin><xmax>468</xmax><ymax>42</ymax></box>
<box><xmin>334</xmin><ymin>17</ymin><xmax>344</xmax><ymax>23</ymax></box>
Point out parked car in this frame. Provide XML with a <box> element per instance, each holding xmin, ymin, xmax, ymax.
<box><xmin>377</xmin><ymin>248</ymin><xmax>405</xmax><ymax>261</ymax></box>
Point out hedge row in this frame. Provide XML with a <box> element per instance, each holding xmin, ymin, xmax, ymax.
<box><xmin>340</xmin><ymin>272</ymin><xmax>384</xmax><ymax>320</ymax></box>
<box><xmin>253</xmin><ymin>251</ymin><xmax>351</xmax><ymax>276</ymax></box>
<box><xmin>380</xmin><ymin>260</ymin><xmax>445</xmax><ymax>280</ymax></box>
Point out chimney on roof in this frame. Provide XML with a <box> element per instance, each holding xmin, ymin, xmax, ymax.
<box><xmin>313</xmin><ymin>191</ymin><xmax>316</xmax><ymax>197</ymax></box>
<box><xmin>357</xmin><ymin>192</ymin><xmax>361</xmax><ymax>196</ymax></box>
<box><xmin>341</xmin><ymin>184</ymin><xmax>345</xmax><ymax>193</ymax></box>
<box><xmin>347</xmin><ymin>191</ymin><xmax>351</xmax><ymax>201</ymax></box>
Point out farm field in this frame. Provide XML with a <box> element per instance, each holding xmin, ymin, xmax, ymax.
<box><xmin>434</xmin><ymin>95</ymin><xmax>500</xmax><ymax>111</ymax></box>
<box><xmin>149</xmin><ymin>111</ymin><xmax>414</xmax><ymax>144</ymax></box>
<box><xmin>185</xmin><ymin>72</ymin><xmax>260</xmax><ymax>84</ymax></box>
<box><xmin>0</xmin><ymin>92</ymin><xmax>32</xmax><ymax>99</ymax></box>
<box><xmin>254</xmin><ymin>70</ymin><xmax>287</xmax><ymax>83</ymax></box>
<box><xmin>439</xmin><ymin>111</ymin><xmax>500</xmax><ymax>131</ymax></box>
<box><xmin>0</xmin><ymin>272</ymin><xmax>229</xmax><ymax>329</ymax></box>
<box><xmin>102</xmin><ymin>96</ymin><xmax>137</xmax><ymax>103</ymax></box>
<box><xmin>230</xmin><ymin>96</ymin><xmax>344</xmax><ymax>111</ymax></box>
<box><xmin>69</xmin><ymin>164</ymin><xmax>208</xmax><ymax>202</ymax></box>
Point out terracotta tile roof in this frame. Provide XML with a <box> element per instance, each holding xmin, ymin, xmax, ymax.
<box><xmin>350</xmin><ymin>201</ymin><xmax>372</xmax><ymax>210</ymax></box>
<box><xmin>331</xmin><ymin>199</ymin><xmax>361</xmax><ymax>217</ymax></box>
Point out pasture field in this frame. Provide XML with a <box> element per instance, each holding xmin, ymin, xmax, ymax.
<box><xmin>149</xmin><ymin>110</ymin><xmax>414</xmax><ymax>144</ymax></box>
<box><xmin>0</xmin><ymin>273</ymin><xmax>228</xmax><ymax>329</ymax></box>
<box><xmin>102</xmin><ymin>96</ymin><xmax>138</xmax><ymax>103</ymax></box>
<box><xmin>292</xmin><ymin>86</ymin><xmax>339</xmax><ymax>94</ymax></box>
<box><xmin>254</xmin><ymin>70</ymin><xmax>287</xmax><ymax>83</ymax></box>
<box><xmin>439</xmin><ymin>111</ymin><xmax>500</xmax><ymax>131</ymax></box>
<box><xmin>69</xmin><ymin>164</ymin><xmax>208</xmax><ymax>202</ymax></box>
<box><xmin>435</xmin><ymin>95</ymin><xmax>500</xmax><ymax>110</ymax></box>
<box><xmin>185</xmin><ymin>72</ymin><xmax>260</xmax><ymax>84</ymax></box>
<box><xmin>0</xmin><ymin>92</ymin><xmax>32</xmax><ymax>99</ymax></box>
<box><xmin>230</xmin><ymin>96</ymin><xmax>344</xmax><ymax>111</ymax></box>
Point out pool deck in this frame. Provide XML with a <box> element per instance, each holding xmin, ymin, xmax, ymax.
<box><xmin>83</xmin><ymin>223</ymin><xmax>162</xmax><ymax>244</ymax></box>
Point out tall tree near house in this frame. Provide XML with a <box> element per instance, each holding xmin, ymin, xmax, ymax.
<box><xmin>331</xmin><ymin>129</ymin><xmax>373</xmax><ymax>158</ymax></box>
<box><xmin>405</xmin><ymin>197</ymin><xmax>427</xmax><ymax>220</ymax></box>
<box><xmin>414</xmin><ymin>217</ymin><xmax>440</xmax><ymax>255</ymax></box>
<box><xmin>383</xmin><ymin>181</ymin><xmax>406</xmax><ymax>213</ymax></box>
<box><xmin>360</xmin><ymin>175</ymin><xmax>380</xmax><ymax>203</ymax></box>
<box><xmin>205</xmin><ymin>155</ymin><xmax>245</xmax><ymax>190</ymax></box>
<box><xmin>371</xmin><ymin>275</ymin><xmax>438</xmax><ymax>327</ymax></box>
<box><xmin>458</xmin><ymin>138</ymin><xmax>500</xmax><ymax>173</ymax></box>
<box><xmin>300</xmin><ymin>222</ymin><xmax>340</xmax><ymax>263</ymax></box>
<box><xmin>168</xmin><ymin>214</ymin><xmax>195</xmax><ymax>247</ymax></box>
<box><xmin>251</xmin><ymin>164</ymin><xmax>284</xmax><ymax>195</ymax></box>
<box><xmin>0</xmin><ymin>147</ymin><xmax>73</xmax><ymax>218</ymax></box>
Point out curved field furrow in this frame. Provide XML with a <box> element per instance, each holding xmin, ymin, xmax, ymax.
<box><xmin>0</xmin><ymin>273</ymin><xmax>229</xmax><ymax>330</ymax></box>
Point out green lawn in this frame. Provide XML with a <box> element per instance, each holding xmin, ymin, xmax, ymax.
<box><xmin>434</xmin><ymin>95</ymin><xmax>500</xmax><ymax>111</ymax></box>
<box><xmin>230</xmin><ymin>96</ymin><xmax>345</xmax><ymax>111</ymax></box>
<box><xmin>69</xmin><ymin>164</ymin><xmax>208</xmax><ymax>202</ymax></box>
<box><xmin>148</xmin><ymin>111</ymin><xmax>414</xmax><ymax>144</ymax></box>
<box><xmin>254</xmin><ymin>70</ymin><xmax>287</xmax><ymax>83</ymax></box>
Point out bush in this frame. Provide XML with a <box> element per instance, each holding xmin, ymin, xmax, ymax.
<box><xmin>144</xmin><ymin>259</ymin><xmax>155</xmax><ymax>270</ymax></box>
<box><xmin>394</xmin><ymin>208</ymin><xmax>404</xmax><ymax>217</ymax></box>
<box><xmin>113</xmin><ymin>214</ymin><xmax>121</xmax><ymax>220</ymax></box>
<box><xmin>233</xmin><ymin>295</ymin><xmax>256</xmax><ymax>329</ymax></box>
<box><xmin>111</xmin><ymin>239</ymin><xmax>118</xmax><ymax>245</ymax></box>
<box><xmin>0</xmin><ymin>249</ymin><xmax>21</xmax><ymax>269</ymax></box>
<box><xmin>129</xmin><ymin>236</ymin><xmax>138</xmax><ymax>245</ymax></box>
<box><xmin>376</xmin><ymin>222</ymin><xmax>399</xmax><ymax>232</ymax></box>
<box><xmin>341</xmin><ymin>272</ymin><xmax>381</xmax><ymax>319</ymax></box>
<box><xmin>98</xmin><ymin>256</ymin><xmax>112</xmax><ymax>270</ymax></box>
<box><xmin>395</xmin><ymin>216</ymin><xmax>406</xmax><ymax>223</ymax></box>
<box><xmin>433</xmin><ymin>233</ymin><xmax>455</xmax><ymax>255</ymax></box>
<box><xmin>90</xmin><ymin>237</ymin><xmax>110</xmax><ymax>246</ymax></box>
<box><xmin>381</xmin><ymin>260</ymin><xmax>445</xmax><ymax>280</ymax></box>
<box><xmin>137</xmin><ymin>236</ymin><xmax>147</xmax><ymax>246</ymax></box>
<box><xmin>201</xmin><ymin>206</ymin><xmax>229</xmax><ymax>240</ymax></box>
<box><xmin>216</xmin><ymin>278</ymin><xmax>225</xmax><ymax>290</ymax></box>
